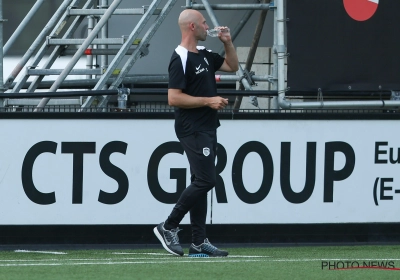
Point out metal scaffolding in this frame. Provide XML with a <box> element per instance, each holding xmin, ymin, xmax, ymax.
<box><xmin>0</xmin><ymin>0</ymin><xmax>276</xmax><ymax>112</ymax></box>
<box><xmin>1</xmin><ymin>0</ymin><xmax>398</xmax><ymax>112</ymax></box>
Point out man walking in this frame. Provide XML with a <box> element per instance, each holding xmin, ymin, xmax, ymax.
<box><xmin>154</xmin><ymin>9</ymin><xmax>238</xmax><ymax>257</ymax></box>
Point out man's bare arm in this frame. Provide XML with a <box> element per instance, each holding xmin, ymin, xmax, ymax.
<box><xmin>168</xmin><ymin>88</ymin><xmax>228</xmax><ymax>110</ymax></box>
<box><xmin>219</xmin><ymin>42</ymin><xmax>239</xmax><ymax>72</ymax></box>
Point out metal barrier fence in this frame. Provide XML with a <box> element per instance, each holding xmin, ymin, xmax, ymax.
<box><xmin>0</xmin><ymin>104</ymin><xmax>397</xmax><ymax>115</ymax></box>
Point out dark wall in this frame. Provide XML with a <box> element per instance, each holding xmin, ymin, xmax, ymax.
<box><xmin>286</xmin><ymin>0</ymin><xmax>400</xmax><ymax>92</ymax></box>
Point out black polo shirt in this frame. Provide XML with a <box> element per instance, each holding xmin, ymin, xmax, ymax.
<box><xmin>168</xmin><ymin>45</ymin><xmax>225</xmax><ymax>138</ymax></box>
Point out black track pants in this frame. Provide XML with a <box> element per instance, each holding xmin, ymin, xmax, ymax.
<box><xmin>166</xmin><ymin>130</ymin><xmax>217</xmax><ymax>245</ymax></box>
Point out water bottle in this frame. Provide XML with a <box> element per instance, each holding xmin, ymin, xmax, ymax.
<box><xmin>207</xmin><ymin>27</ymin><xmax>229</xmax><ymax>37</ymax></box>
<box><xmin>207</xmin><ymin>28</ymin><xmax>220</xmax><ymax>37</ymax></box>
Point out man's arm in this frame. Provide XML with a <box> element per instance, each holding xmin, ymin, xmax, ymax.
<box><xmin>217</xmin><ymin>28</ymin><xmax>239</xmax><ymax>72</ymax></box>
<box><xmin>168</xmin><ymin>88</ymin><xmax>228</xmax><ymax>110</ymax></box>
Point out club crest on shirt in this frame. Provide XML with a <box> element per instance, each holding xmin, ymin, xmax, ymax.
<box><xmin>203</xmin><ymin>147</ymin><xmax>210</xmax><ymax>157</ymax></box>
<box><xmin>204</xmin><ymin>57</ymin><xmax>209</xmax><ymax>65</ymax></box>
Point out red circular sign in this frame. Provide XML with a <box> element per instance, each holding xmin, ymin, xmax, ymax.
<box><xmin>343</xmin><ymin>0</ymin><xmax>379</xmax><ymax>21</ymax></box>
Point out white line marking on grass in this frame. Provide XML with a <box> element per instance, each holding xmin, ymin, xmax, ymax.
<box><xmin>0</xmin><ymin>257</ymin><xmax>268</xmax><ymax>263</ymax></box>
<box><xmin>14</xmin><ymin>250</ymin><xmax>67</xmax><ymax>255</ymax></box>
<box><xmin>4</xmin><ymin>257</ymin><xmax>400</xmax><ymax>263</ymax></box>
<box><xmin>228</xmin><ymin>255</ymin><xmax>271</xmax><ymax>258</ymax></box>
<box><xmin>3</xmin><ymin>257</ymin><xmax>400</xmax><ymax>263</ymax></box>
<box><xmin>0</xmin><ymin>257</ymin><xmax>184</xmax><ymax>263</ymax></box>
<box><xmin>3</xmin><ymin>256</ymin><xmax>400</xmax><ymax>267</ymax></box>
<box><xmin>112</xmin><ymin>252</ymin><xmax>171</xmax><ymax>256</ymax></box>
<box><xmin>112</xmin><ymin>252</ymin><xmax>270</xmax><ymax>258</ymax></box>
<box><xmin>0</xmin><ymin>259</ymin><xmax>267</xmax><ymax>267</ymax></box>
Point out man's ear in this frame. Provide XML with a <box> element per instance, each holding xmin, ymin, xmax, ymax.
<box><xmin>190</xmin><ymin>22</ymin><xmax>195</xmax><ymax>31</ymax></box>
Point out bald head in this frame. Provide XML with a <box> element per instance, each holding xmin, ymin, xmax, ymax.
<box><xmin>177</xmin><ymin>9</ymin><xmax>209</xmax><ymax>43</ymax></box>
<box><xmin>178</xmin><ymin>9</ymin><xmax>204</xmax><ymax>32</ymax></box>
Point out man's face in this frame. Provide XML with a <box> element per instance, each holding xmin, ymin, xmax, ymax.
<box><xmin>194</xmin><ymin>14</ymin><xmax>209</xmax><ymax>41</ymax></box>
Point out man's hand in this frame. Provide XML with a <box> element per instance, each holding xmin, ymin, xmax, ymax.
<box><xmin>206</xmin><ymin>96</ymin><xmax>229</xmax><ymax>110</ymax></box>
<box><xmin>216</xmin><ymin>26</ymin><xmax>232</xmax><ymax>44</ymax></box>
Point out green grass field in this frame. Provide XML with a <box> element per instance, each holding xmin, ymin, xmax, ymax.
<box><xmin>0</xmin><ymin>245</ymin><xmax>399</xmax><ymax>279</ymax></box>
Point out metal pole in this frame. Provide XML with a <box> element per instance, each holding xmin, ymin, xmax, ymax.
<box><xmin>3</xmin><ymin>0</ymin><xmax>74</xmax><ymax>90</ymax></box>
<box><xmin>35</xmin><ymin>0</ymin><xmax>123</xmax><ymax>111</ymax></box>
<box><xmin>276</xmin><ymin>0</ymin><xmax>287</xmax><ymax>108</ymax></box>
<box><xmin>187</xmin><ymin>4</ymin><xmax>271</xmax><ymax>10</ymax></box>
<box><xmin>86</xmin><ymin>15</ymin><xmax>95</xmax><ymax>79</ymax></box>
<box><xmin>217</xmin><ymin>74</ymin><xmax>272</xmax><ymax>82</ymax></box>
<box><xmin>100</xmin><ymin>0</ymin><xmax>109</xmax><ymax>71</ymax></box>
<box><xmin>270</xmin><ymin>0</ymin><xmax>279</xmax><ymax>109</ymax></box>
<box><xmin>62</xmin><ymin>48</ymin><xmax>138</xmax><ymax>56</ymax></box>
<box><xmin>3</xmin><ymin>0</ymin><xmax>45</xmax><ymax>56</ymax></box>
<box><xmin>12</xmin><ymin>74</ymin><xmax>273</xmax><ymax>89</ymax></box>
<box><xmin>0</xmin><ymin>0</ymin><xmax>4</xmax><ymax>93</ymax></box>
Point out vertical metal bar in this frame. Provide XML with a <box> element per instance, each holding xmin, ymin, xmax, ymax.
<box><xmin>3</xmin><ymin>0</ymin><xmax>74</xmax><ymax>90</ymax></box>
<box><xmin>100</xmin><ymin>0</ymin><xmax>109</xmax><ymax>70</ymax></box>
<box><xmin>35</xmin><ymin>0</ymin><xmax>123</xmax><ymax>111</ymax></box>
<box><xmin>276</xmin><ymin>0</ymin><xmax>286</xmax><ymax>108</ymax></box>
<box><xmin>86</xmin><ymin>15</ymin><xmax>95</xmax><ymax>79</ymax></box>
<box><xmin>3</xmin><ymin>0</ymin><xmax>46</xmax><ymax>56</ymax></box>
<box><xmin>0</xmin><ymin>0</ymin><xmax>4</xmax><ymax>93</ymax></box>
<box><xmin>270</xmin><ymin>1</ymin><xmax>279</xmax><ymax>109</ymax></box>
